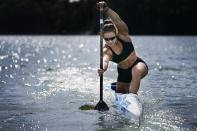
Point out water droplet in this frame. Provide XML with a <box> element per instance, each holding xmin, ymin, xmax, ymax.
<box><xmin>25</xmin><ymin>58</ymin><xmax>29</xmax><ymax>62</ymax></box>
<box><xmin>14</xmin><ymin>65</ymin><xmax>19</xmax><ymax>68</ymax></box>
<box><xmin>21</xmin><ymin>58</ymin><xmax>29</xmax><ymax>62</ymax></box>
<box><xmin>68</xmin><ymin>54</ymin><xmax>72</xmax><ymax>58</ymax></box>
<box><xmin>43</xmin><ymin>58</ymin><xmax>47</xmax><ymax>63</ymax></box>
<box><xmin>37</xmin><ymin>60</ymin><xmax>41</xmax><ymax>64</ymax></box>
<box><xmin>13</xmin><ymin>60</ymin><xmax>18</xmax><ymax>63</ymax></box>
<box><xmin>87</xmin><ymin>66</ymin><xmax>92</xmax><ymax>70</ymax></box>
<box><xmin>9</xmin><ymin>75</ymin><xmax>14</xmax><ymax>78</ymax></box>
<box><xmin>79</xmin><ymin>44</ymin><xmax>84</xmax><ymax>48</ymax></box>
<box><xmin>171</xmin><ymin>75</ymin><xmax>175</xmax><ymax>80</ymax></box>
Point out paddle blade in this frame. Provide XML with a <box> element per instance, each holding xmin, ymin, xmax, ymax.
<box><xmin>94</xmin><ymin>100</ymin><xmax>109</xmax><ymax>111</ymax></box>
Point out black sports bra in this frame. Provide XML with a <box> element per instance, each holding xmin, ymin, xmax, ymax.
<box><xmin>108</xmin><ymin>36</ymin><xmax>134</xmax><ymax>63</ymax></box>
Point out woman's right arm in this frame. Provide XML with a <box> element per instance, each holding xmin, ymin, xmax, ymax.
<box><xmin>98</xmin><ymin>48</ymin><xmax>112</xmax><ymax>76</ymax></box>
<box><xmin>103</xmin><ymin>48</ymin><xmax>111</xmax><ymax>71</ymax></box>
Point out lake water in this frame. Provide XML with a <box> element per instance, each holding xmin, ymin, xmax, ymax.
<box><xmin>0</xmin><ymin>35</ymin><xmax>197</xmax><ymax>131</ymax></box>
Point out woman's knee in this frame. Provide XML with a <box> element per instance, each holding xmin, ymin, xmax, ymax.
<box><xmin>132</xmin><ymin>63</ymin><xmax>148</xmax><ymax>79</ymax></box>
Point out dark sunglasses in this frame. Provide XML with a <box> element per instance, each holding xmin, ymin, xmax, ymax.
<box><xmin>104</xmin><ymin>36</ymin><xmax>116</xmax><ymax>41</ymax></box>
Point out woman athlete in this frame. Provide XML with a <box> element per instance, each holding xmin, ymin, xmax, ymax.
<box><xmin>97</xmin><ymin>1</ymin><xmax>148</xmax><ymax>94</ymax></box>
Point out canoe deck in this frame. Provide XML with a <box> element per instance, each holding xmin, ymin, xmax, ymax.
<box><xmin>110</xmin><ymin>82</ymin><xmax>142</xmax><ymax>124</ymax></box>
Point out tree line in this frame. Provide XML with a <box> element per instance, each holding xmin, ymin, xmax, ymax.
<box><xmin>0</xmin><ymin>0</ymin><xmax>196</xmax><ymax>35</ymax></box>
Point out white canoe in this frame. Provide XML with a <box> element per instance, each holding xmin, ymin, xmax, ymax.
<box><xmin>110</xmin><ymin>83</ymin><xmax>142</xmax><ymax>123</ymax></box>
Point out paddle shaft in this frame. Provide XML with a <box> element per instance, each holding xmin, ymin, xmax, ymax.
<box><xmin>99</xmin><ymin>7</ymin><xmax>104</xmax><ymax>101</ymax></box>
<box><xmin>94</xmin><ymin>4</ymin><xmax>109</xmax><ymax>111</ymax></box>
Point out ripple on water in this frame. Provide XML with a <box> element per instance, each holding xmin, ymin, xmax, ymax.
<box><xmin>30</xmin><ymin>67</ymin><xmax>101</xmax><ymax>100</ymax></box>
<box><xmin>143</xmin><ymin>108</ymin><xmax>184</xmax><ymax>130</ymax></box>
<box><xmin>0</xmin><ymin>36</ymin><xmax>197</xmax><ymax>131</ymax></box>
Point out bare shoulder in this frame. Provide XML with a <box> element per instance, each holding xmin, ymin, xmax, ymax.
<box><xmin>117</xmin><ymin>34</ymin><xmax>132</xmax><ymax>43</ymax></box>
<box><xmin>103</xmin><ymin>45</ymin><xmax>112</xmax><ymax>58</ymax></box>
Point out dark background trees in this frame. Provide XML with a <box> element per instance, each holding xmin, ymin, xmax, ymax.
<box><xmin>0</xmin><ymin>0</ymin><xmax>196</xmax><ymax>35</ymax></box>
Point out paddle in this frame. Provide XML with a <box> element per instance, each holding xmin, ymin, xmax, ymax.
<box><xmin>94</xmin><ymin>4</ymin><xmax>109</xmax><ymax>111</ymax></box>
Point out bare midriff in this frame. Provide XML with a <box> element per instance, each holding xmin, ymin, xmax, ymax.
<box><xmin>117</xmin><ymin>51</ymin><xmax>137</xmax><ymax>69</ymax></box>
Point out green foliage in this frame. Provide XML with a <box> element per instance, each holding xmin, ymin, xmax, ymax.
<box><xmin>0</xmin><ymin>0</ymin><xmax>196</xmax><ymax>35</ymax></box>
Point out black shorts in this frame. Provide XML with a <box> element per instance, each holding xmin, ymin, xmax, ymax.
<box><xmin>117</xmin><ymin>57</ymin><xmax>148</xmax><ymax>83</ymax></box>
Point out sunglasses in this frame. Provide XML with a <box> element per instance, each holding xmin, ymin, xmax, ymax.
<box><xmin>104</xmin><ymin>36</ymin><xmax>116</xmax><ymax>41</ymax></box>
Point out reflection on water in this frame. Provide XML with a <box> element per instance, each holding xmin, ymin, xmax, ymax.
<box><xmin>0</xmin><ymin>36</ymin><xmax>197</xmax><ymax>131</ymax></box>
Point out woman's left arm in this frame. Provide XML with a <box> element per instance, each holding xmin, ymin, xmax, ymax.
<box><xmin>96</xmin><ymin>1</ymin><xmax>129</xmax><ymax>35</ymax></box>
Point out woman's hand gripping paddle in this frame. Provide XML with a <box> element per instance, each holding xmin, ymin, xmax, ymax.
<box><xmin>94</xmin><ymin>3</ymin><xmax>109</xmax><ymax>111</ymax></box>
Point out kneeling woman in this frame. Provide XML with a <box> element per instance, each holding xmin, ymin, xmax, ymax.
<box><xmin>97</xmin><ymin>1</ymin><xmax>148</xmax><ymax>94</ymax></box>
